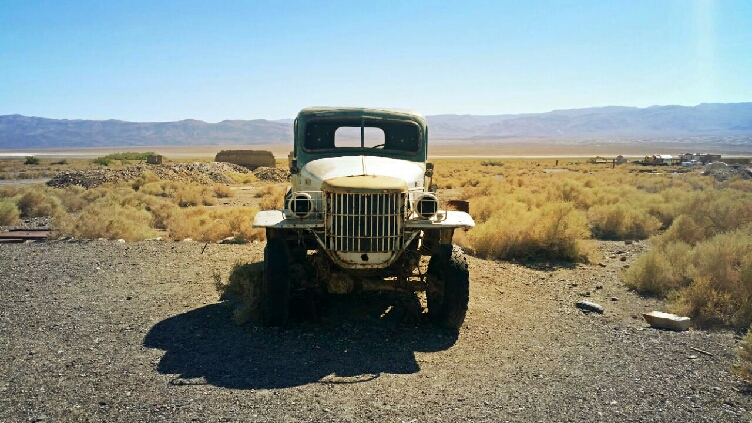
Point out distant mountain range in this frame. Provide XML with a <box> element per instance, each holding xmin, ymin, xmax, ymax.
<box><xmin>1</xmin><ymin>103</ymin><xmax>751</xmax><ymax>149</ymax></box>
<box><xmin>0</xmin><ymin>116</ymin><xmax>292</xmax><ymax>149</ymax></box>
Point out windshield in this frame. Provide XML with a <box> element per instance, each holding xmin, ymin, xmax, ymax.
<box><xmin>303</xmin><ymin>117</ymin><xmax>421</xmax><ymax>153</ymax></box>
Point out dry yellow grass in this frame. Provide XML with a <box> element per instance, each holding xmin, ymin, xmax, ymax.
<box><xmin>213</xmin><ymin>183</ymin><xmax>234</xmax><ymax>198</ymax></box>
<box><xmin>215</xmin><ymin>261</ymin><xmax>264</xmax><ymax>325</ymax></box>
<box><xmin>736</xmin><ymin>325</ymin><xmax>752</xmax><ymax>382</ymax></box>
<box><xmin>432</xmin><ymin>159</ymin><xmax>752</xmax><ymax>330</ymax></box>
<box><xmin>15</xmin><ymin>187</ymin><xmax>63</xmax><ymax>218</ymax></box>
<box><xmin>0</xmin><ymin>198</ymin><xmax>20</xmax><ymax>225</ymax></box>
<box><xmin>256</xmin><ymin>185</ymin><xmax>286</xmax><ymax>210</ymax></box>
<box><xmin>438</xmin><ymin>159</ymin><xmax>704</xmax><ymax>261</ymax></box>
<box><xmin>3</xmin><ymin>169</ymin><xmax>260</xmax><ymax>241</ymax></box>
<box><xmin>167</xmin><ymin>206</ymin><xmax>264</xmax><ymax>242</ymax></box>
<box><xmin>5</xmin><ymin>157</ymin><xmax>752</xmax><ymax>331</ymax></box>
<box><xmin>625</xmin><ymin>194</ymin><xmax>752</xmax><ymax>329</ymax></box>
<box><xmin>225</xmin><ymin>171</ymin><xmax>258</xmax><ymax>184</ymax></box>
<box><xmin>0</xmin><ymin>157</ymin><xmax>131</xmax><ymax>180</ymax></box>
<box><xmin>138</xmin><ymin>180</ymin><xmax>216</xmax><ymax>206</ymax></box>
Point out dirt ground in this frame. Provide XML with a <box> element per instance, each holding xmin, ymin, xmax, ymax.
<box><xmin>2</xmin><ymin>233</ymin><xmax>751</xmax><ymax>422</ymax></box>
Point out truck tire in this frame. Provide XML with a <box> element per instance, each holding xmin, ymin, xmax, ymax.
<box><xmin>260</xmin><ymin>237</ymin><xmax>291</xmax><ymax>327</ymax></box>
<box><xmin>426</xmin><ymin>244</ymin><xmax>469</xmax><ymax>329</ymax></box>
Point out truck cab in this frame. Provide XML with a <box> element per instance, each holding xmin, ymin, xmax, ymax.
<box><xmin>253</xmin><ymin>107</ymin><xmax>474</xmax><ymax>328</ymax></box>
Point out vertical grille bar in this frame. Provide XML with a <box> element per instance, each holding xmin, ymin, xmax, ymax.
<box><xmin>325</xmin><ymin>191</ymin><xmax>404</xmax><ymax>253</ymax></box>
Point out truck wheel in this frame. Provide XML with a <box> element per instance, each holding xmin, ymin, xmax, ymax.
<box><xmin>426</xmin><ymin>244</ymin><xmax>469</xmax><ymax>329</ymax></box>
<box><xmin>260</xmin><ymin>237</ymin><xmax>291</xmax><ymax>327</ymax></box>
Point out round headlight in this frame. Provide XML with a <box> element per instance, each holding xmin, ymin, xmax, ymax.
<box><xmin>287</xmin><ymin>192</ymin><xmax>314</xmax><ymax>218</ymax></box>
<box><xmin>415</xmin><ymin>193</ymin><xmax>439</xmax><ymax>219</ymax></box>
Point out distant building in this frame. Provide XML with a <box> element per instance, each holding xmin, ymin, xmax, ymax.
<box><xmin>644</xmin><ymin>154</ymin><xmax>674</xmax><ymax>165</ymax></box>
<box><xmin>215</xmin><ymin>150</ymin><xmax>275</xmax><ymax>170</ymax></box>
<box><xmin>697</xmin><ymin>153</ymin><xmax>721</xmax><ymax>164</ymax></box>
<box><xmin>680</xmin><ymin>153</ymin><xmax>696</xmax><ymax>163</ymax></box>
<box><xmin>146</xmin><ymin>155</ymin><xmax>163</xmax><ymax>164</ymax></box>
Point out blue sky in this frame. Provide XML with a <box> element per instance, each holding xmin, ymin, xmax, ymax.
<box><xmin>0</xmin><ymin>0</ymin><xmax>750</xmax><ymax>122</ymax></box>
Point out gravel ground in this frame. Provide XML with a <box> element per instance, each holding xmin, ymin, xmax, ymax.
<box><xmin>45</xmin><ymin>162</ymin><xmax>249</xmax><ymax>189</ymax></box>
<box><xmin>2</xmin><ymin>239</ymin><xmax>751</xmax><ymax>422</ymax></box>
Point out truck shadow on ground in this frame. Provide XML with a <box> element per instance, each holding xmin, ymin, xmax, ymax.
<box><xmin>143</xmin><ymin>292</ymin><xmax>459</xmax><ymax>390</ymax></box>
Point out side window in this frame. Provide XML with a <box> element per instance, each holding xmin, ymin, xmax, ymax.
<box><xmin>385</xmin><ymin>125</ymin><xmax>420</xmax><ymax>152</ymax></box>
<box><xmin>334</xmin><ymin>127</ymin><xmax>385</xmax><ymax>148</ymax></box>
<box><xmin>304</xmin><ymin>122</ymin><xmax>336</xmax><ymax>150</ymax></box>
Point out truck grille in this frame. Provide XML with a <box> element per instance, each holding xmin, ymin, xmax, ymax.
<box><xmin>325</xmin><ymin>192</ymin><xmax>405</xmax><ymax>253</ymax></box>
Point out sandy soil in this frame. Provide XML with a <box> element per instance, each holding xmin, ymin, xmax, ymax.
<box><xmin>2</xmin><ymin>165</ymin><xmax>752</xmax><ymax>421</ymax></box>
<box><xmin>2</xmin><ymin>235</ymin><xmax>751</xmax><ymax>422</ymax></box>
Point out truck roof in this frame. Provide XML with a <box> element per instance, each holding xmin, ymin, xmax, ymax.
<box><xmin>297</xmin><ymin>107</ymin><xmax>427</xmax><ymax>126</ymax></box>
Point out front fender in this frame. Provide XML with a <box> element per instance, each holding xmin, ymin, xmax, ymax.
<box><xmin>405</xmin><ymin>210</ymin><xmax>475</xmax><ymax>229</ymax></box>
<box><xmin>252</xmin><ymin>210</ymin><xmax>323</xmax><ymax>229</ymax></box>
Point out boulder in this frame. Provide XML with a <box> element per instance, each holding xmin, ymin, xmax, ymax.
<box><xmin>643</xmin><ymin>311</ymin><xmax>690</xmax><ymax>331</ymax></box>
<box><xmin>576</xmin><ymin>300</ymin><xmax>604</xmax><ymax>314</ymax></box>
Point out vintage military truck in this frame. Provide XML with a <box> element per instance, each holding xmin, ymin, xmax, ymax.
<box><xmin>253</xmin><ymin>107</ymin><xmax>475</xmax><ymax>328</ymax></box>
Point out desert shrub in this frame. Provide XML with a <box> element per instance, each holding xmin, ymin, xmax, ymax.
<box><xmin>139</xmin><ymin>180</ymin><xmax>215</xmax><ymax>206</ymax></box>
<box><xmin>212</xmin><ymin>207</ymin><xmax>265</xmax><ymax>241</ymax></box>
<box><xmin>468</xmin><ymin>195</ymin><xmax>508</xmax><ymax>224</ymax></box>
<box><xmin>735</xmin><ymin>325</ymin><xmax>752</xmax><ymax>382</ymax></box>
<box><xmin>0</xmin><ymin>199</ymin><xmax>20</xmax><ymax>225</ymax></box>
<box><xmin>215</xmin><ymin>262</ymin><xmax>263</xmax><ymax>325</ymax></box>
<box><xmin>167</xmin><ymin>207</ymin><xmax>227</xmax><ymax>241</ymax></box>
<box><xmin>144</xmin><ymin>198</ymin><xmax>178</xmax><ymax>229</ymax></box>
<box><xmin>94</xmin><ymin>151</ymin><xmax>155</xmax><ymax>166</ymax></box>
<box><xmin>107</xmin><ymin>151</ymin><xmax>155</xmax><ymax>161</ymax></box>
<box><xmin>624</xmin><ymin>242</ymin><xmax>692</xmax><ymax>297</ymax></box>
<box><xmin>627</xmin><ymin>223</ymin><xmax>752</xmax><ymax>328</ymax></box>
<box><xmin>651</xmin><ymin>215</ymin><xmax>704</xmax><ymax>249</ymax></box>
<box><xmin>53</xmin><ymin>185</ymin><xmax>88</xmax><ymax>212</ymax></box>
<box><xmin>257</xmin><ymin>185</ymin><xmax>285</xmax><ymax>210</ymax></box>
<box><xmin>624</xmin><ymin>249</ymin><xmax>668</xmax><ymax>296</ymax></box>
<box><xmin>672</xmin><ymin>226</ymin><xmax>752</xmax><ymax>328</ymax></box>
<box><xmin>226</xmin><ymin>171</ymin><xmax>257</xmax><ymax>184</ymax></box>
<box><xmin>213</xmin><ymin>184</ymin><xmax>234</xmax><ymax>198</ymax></box>
<box><xmin>24</xmin><ymin>156</ymin><xmax>40</xmax><ymax>165</ymax></box>
<box><xmin>53</xmin><ymin>194</ymin><xmax>155</xmax><ymax>241</ymax></box>
<box><xmin>674</xmin><ymin>276</ymin><xmax>738</xmax><ymax>328</ymax></box>
<box><xmin>167</xmin><ymin>206</ymin><xmax>264</xmax><ymax>242</ymax></box>
<box><xmin>175</xmin><ymin>184</ymin><xmax>215</xmax><ymax>207</ymax></box>
<box><xmin>92</xmin><ymin>157</ymin><xmax>113</xmax><ymax>166</ymax></box>
<box><xmin>587</xmin><ymin>203</ymin><xmax>662</xmax><ymax>240</ymax></box>
<box><xmin>16</xmin><ymin>188</ymin><xmax>62</xmax><ymax>217</ymax></box>
<box><xmin>134</xmin><ymin>181</ymin><xmax>169</xmax><ymax>197</ymax></box>
<box><xmin>726</xmin><ymin>178</ymin><xmax>752</xmax><ymax>193</ymax></box>
<box><xmin>537</xmin><ymin>202</ymin><xmax>591</xmax><ymax>260</ymax></box>
<box><xmin>0</xmin><ymin>185</ymin><xmax>24</xmax><ymax>198</ymax></box>
<box><xmin>132</xmin><ymin>171</ymin><xmax>161</xmax><ymax>190</ymax></box>
<box><xmin>451</xmin><ymin>228</ymin><xmax>472</xmax><ymax>252</ymax></box>
<box><xmin>545</xmin><ymin>178</ymin><xmax>596</xmax><ymax>208</ymax></box>
<box><xmin>468</xmin><ymin>200</ymin><xmax>590</xmax><ymax>262</ymax></box>
<box><xmin>679</xmin><ymin>190</ymin><xmax>752</xmax><ymax>238</ymax></box>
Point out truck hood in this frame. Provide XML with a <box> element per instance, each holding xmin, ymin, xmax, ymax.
<box><xmin>298</xmin><ymin>156</ymin><xmax>425</xmax><ymax>191</ymax></box>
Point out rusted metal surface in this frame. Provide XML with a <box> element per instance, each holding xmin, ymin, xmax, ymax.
<box><xmin>0</xmin><ymin>230</ymin><xmax>51</xmax><ymax>243</ymax></box>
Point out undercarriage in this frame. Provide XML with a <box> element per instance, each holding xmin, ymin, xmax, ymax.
<box><xmin>261</xmin><ymin>228</ymin><xmax>469</xmax><ymax>329</ymax></box>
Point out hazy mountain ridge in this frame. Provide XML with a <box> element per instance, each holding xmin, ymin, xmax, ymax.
<box><xmin>428</xmin><ymin>103</ymin><xmax>752</xmax><ymax>138</ymax></box>
<box><xmin>0</xmin><ymin>115</ymin><xmax>292</xmax><ymax>148</ymax></box>
<box><xmin>1</xmin><ymin>103</ymin><xmax>751</xmax><ymax>149</ymax></box>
